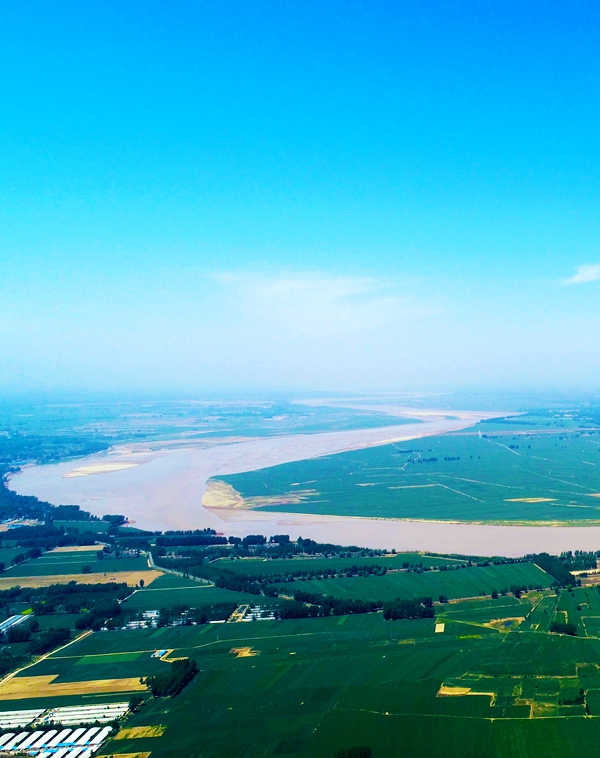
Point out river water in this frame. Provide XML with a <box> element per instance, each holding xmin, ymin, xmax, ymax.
<box><xmin>10</xmin><ymin>411</ymin><xmax>600</xmax><ymax>556</ymax></box>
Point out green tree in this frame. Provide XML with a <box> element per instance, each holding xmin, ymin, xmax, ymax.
<box><xmin>7</xmin><ymin>625</ymin><xmax>31</xmax><ymax>644</ymax></box>
<box><xmin>129</xmin><ymin>693</ymin><xmax>144</xmax><ymax>711</ymax></box>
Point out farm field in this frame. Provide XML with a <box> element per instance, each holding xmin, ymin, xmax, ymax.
<box><xmin>275</xmin><ymin>562</ymin><xmax>551</xmax><ymax>601</ymax></box>
<box><xmin>122</xmin><ymin>579</ymin><xmax>273</xmax><ymax>612</ymax></box>
<box><xmin>0</xmin><ymin>541</ymin><xmax>586</xmax><ymax>753</ymax></box>
<box><xmin>217</xmin><ymin>415</ymin><xmax>600</xmax><ymax>523</ymax></box>
<box><xmin>56</xmin><ymin>597</ymin><xmax>600</xmax><ymax>758</ymax></box>
<box><xmin>0</xmin><ymin>570</ymin><xmax>160</xmax><ymax>589</ymax></box>
<box><xmin>211</xmin><ymin>552</ymin><xmax>463</xmax><ymax>576</ymax></box>
<box><xmin>440</xmin><ymin>595</ymin><xmax>536</xmax><ymax>625</ymax></box>
<box><xmin>2</xmin><ymin>554</ymin><xmax>149</xmax><ymax>578</ymax></box>
<box><xmin>0</xmin><ymin>546</ymin><xmax>160</xmax><ymax>588</ymax></box>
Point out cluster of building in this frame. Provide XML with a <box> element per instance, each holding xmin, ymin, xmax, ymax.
<box><xmin>228</xmin><ymin>604</ymin><xmax>276</xmax><ymax>622</ymax></box>
<box><xmin>0</xmin><ymin>726</ymin><xmax>110</xmax><ymax>756</ymax></box>
<box><xmin>124</xmin><ymin>609</ymin><xmax>159</xmax><ymax>629</ymax></box>
<box><xmin>0</xmin><ymin>703</ymin><xmax>130</xmax><ymax>756</ymax></box>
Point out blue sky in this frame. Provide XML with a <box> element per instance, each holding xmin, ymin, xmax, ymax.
<box><xmin>2</xmin><ymin>1</ymin><xmax>600</xmax><ymax>394</ymax></box>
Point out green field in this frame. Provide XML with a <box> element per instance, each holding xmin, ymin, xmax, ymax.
<box><xmin>218</xmin><ymin>416</ymin><xmax>600</xmax><ymax>523</ymax></box>
<box><xmin>143</xmin><ymin>573</ymin><xmax>203</xmax><ymax>590</ymax></box>
<box><xmin>275</xmin><ymin>562</ymin><xmax>550</xmax><ymax>601</ymax></box>
<box><xmin>8</xmin><ymin>583</ymin><xmax>600</xmax><ymax>756</ymax></box>
<box><xmin>73</xmin><ymin>601</ymin><xmax>600</xmax><ymax>757</ymax></box>
<box><xmin>2</xmin><ymin>551</ymin><xmax>149</xmax><ymax>578</ymax></box>
<box><xmin>211</xmin><ymin>552</ymin><xmax>463</xmax><ymax>576</ymax></box>
<box><xmin>439</xmin><ymin>594</ymin><xmax>535</xmax><ymax>624</ymax></box>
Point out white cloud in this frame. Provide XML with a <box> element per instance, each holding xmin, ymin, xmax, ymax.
<box><xmin>6</xmin><ymin>264</ymin><xmax>600</xmax><ymax>393</ymax></box>
<box><xmin>562</xmin><ymin>264</ymin><xmax>600</xmax><ymax>285</ymax></box>
<box><xmin>212</xmin><ymin>272</ymin><xmax>439</xmax><ymax>339</ymax></box>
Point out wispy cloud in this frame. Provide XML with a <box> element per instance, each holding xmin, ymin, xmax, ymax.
<box><xmin>562</xmin><ymin>264</ymin><xmax>600</xmax><ymax>285</ymax></box>
<box><xmin>212</xmin><ymin>272</ymin><xmax>439</xmax><ymax>339</ymax></box>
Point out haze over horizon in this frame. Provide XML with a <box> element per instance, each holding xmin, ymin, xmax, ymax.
<box><xmin>2</xmin><ymin>1</ymin><xmax>600</xmax><ymax>395</ymax></box>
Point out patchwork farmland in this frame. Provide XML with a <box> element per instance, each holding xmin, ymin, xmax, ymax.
<box><xmin>0</xmin><ymin>517</ymin><xmax>598</xmax><ymax>756</ymax></box>
<box><xmin>274</xmin><ymin>561</ymin><xmax>551</xmax><ymax>601</ymax></box>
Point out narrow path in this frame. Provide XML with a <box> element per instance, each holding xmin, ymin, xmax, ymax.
<box><xmin>146</xmin><ymin>550</ymin><xmax>214</xmax><ymax>586</ymax></box>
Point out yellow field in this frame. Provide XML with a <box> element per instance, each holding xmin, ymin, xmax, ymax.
<box><xmin>0</xmin><ymin>674</ymin><xmax>147</xmax><ymax>700</ymax></box>
<box><xmin>230</xmin><ymin>646</ymin><xmax>260</xmax><ymax>658</ymax></box>
<box><xmin>437</xmin><ymin>685</ymin><xmax>495</xmax><ymax>700</ymax></box>
<box><xmin>52</xmin><ymin>545</ymin><xmax>104</xmax><ymax>553</ymax></box>
<box><xmin>437</xmin><ymin>685</ymin><xmax>471</xmax><ymax>696</ymax></box>
<box><xmin>0</xmin><ymin>570</ymin><xmax>161</xmax><ymax>590</ymax></box>
<box><xmin>115</xmin><ymin>726</ymin><xmax>166</xmax><ymax>739</ymax></box>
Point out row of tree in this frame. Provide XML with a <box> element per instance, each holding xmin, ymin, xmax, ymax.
<box><xmin>144</xmin><ymin>658</ymin><xmax>198</xmax><ymax>698</ymax></box>
<box><xmin>528</xmin><ymin>553</ymin><xmax>577</xmax><ymax>587</ymax></box>
<box><xmin>383</xmin><ymin>598</ymin><xmax>435</xmax><ymax>621</ymax></box>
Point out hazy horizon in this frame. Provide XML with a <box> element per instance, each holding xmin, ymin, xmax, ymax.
<box><xmin>2</xmin><ymin>2</ymin><xmax>600</xmax><ymax>396</ymax></box>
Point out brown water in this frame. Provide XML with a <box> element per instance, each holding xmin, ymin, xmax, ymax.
<box><xmin>11</xmin><ymin>409</ymin><xmax>597</xmax><ymax>556</ymax></box>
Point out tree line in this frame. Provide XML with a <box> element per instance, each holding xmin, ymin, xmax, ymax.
<box><xmin>144</xmin><ymin>658</ymin><xmax>198</xmax><ymax>698</ymax></box>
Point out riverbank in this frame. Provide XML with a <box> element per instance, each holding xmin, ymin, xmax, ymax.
<box><xmin>11</xmin><ymin>406</ymin><xmax>593</xmax><ymax>556</ymax></box>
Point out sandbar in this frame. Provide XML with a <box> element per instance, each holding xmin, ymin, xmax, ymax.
<box><xmin>64</xmin><ymin>462</ymin><xmax>139</xmax><ymax>478</ymax></box>
<box><xmin>12</xmin><ymin>407</ymin><xmax>598</xmax><ymax>556</ymax></box>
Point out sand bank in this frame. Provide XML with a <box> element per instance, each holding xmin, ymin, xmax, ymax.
<box><xmin>11</xmin><ymin>407</ymin><xmax>595</xmax><ymax>556</ymax></box>
<box><xmin>64</xmin><ymin>462</ymin><xmax>139</xmax><ymax>478</ymax></box>
<box><xmin>202</xmin><ymin>479</ymin><xmax>317</xmax><ymax>510</ymax></box>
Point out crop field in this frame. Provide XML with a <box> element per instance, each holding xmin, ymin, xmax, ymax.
<box><xmin>141</xmin><ymin>573</ymin><xmax>201</xmax><ymax>590</ymax></box>
<box><xmin>0</xmin><ymin>571</ymin><xmax>160</xmax><ymax>590</ymax></box>
<box><xmin>211</xmin><ymin>552</ymin><xmax>463</xmax><ymax>576</ymax></box>
<box><xmin>64</xmin><ymin>597</ymin><xmax>600</xmax><ymax>758</ymax></box>
<box><xmin>439</xmin><ymin>595</ymin><xmax>537</xmax><ymax>625</ymax></box>
<box><xmin>0</xmin><ymin>625</ymin><xmax>182</xmax><ymax>711</ymax></box>
<box><xmin>2</xmin><ymin>551</ymin><xmax>149</xmax><ymax>578</ymax></box>
<box><xmin>275</xmin><ymin>562</ymin><xmax>551</xmax><ymax>601</ymax></box>
<box><xmin>8</xmin><ymin>582</ymin><xmax>600</xmax><ymax>756</ymax></box>
<box><xmin>217</xmin><ymin>416</ymin><xmax>600</xmax><ymax>523</ymax></box>
<box><xmin>0</xmin><ymin>547</ymin><xmax>160</xmax><ymax>588</ymax></box>
<box><xmin>0</xmin><ymin>673</ymin><xmax>146</xmax><ymax>700</ymax></box>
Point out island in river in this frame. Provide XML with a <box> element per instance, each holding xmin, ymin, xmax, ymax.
<box><xmin>11</xmin><ymin>404</ymin><xmax>600</xmax><ymax>556</ymax></box>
